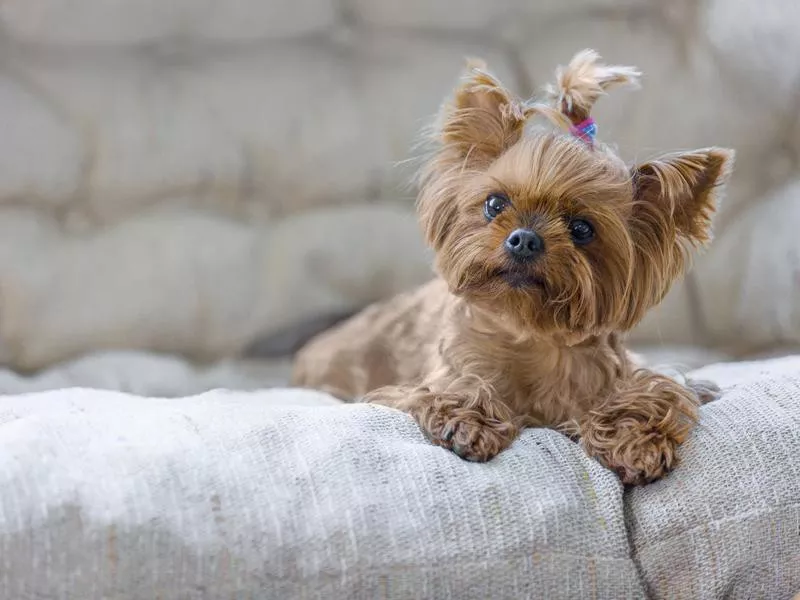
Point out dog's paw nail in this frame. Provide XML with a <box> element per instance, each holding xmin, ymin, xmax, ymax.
<box><xmin>451</xmin><ymin>443</ymin><xmax>483</xmax><ymax>462</ymax></box>
<box><xmin>615</xmin><ymin>467</ymin><xmax>637</xmax><ymax>485</ymax></box>
<box><xmin>441</xmin><ymin>424</ymin><xmax>455</xmax><ymax>442</ymax></box>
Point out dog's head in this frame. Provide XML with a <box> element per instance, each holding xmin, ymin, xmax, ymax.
<box><xmin>418</xmin><ymin>50</ymin><xmax>733</xmax><ymax>341</ymax></box>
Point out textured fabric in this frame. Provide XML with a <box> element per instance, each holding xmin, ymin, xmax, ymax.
<box><xmin>0</xmin><ymin>357</ymin><xmax>799</xmax><ymax>598</ymax></box>
<box><xmin>0</xmin><ymin>394</ymin><xmax>641</xmax><ymax>598</ymax></box>
<box><xmin>0</xmin><ymin>0</ymin><xmax>799</xmax><ymax>369</ymax></box>
<box><xmin>628</xmin><ymin>356</ymin><xmax>800</xmax><ymax>599</ymax></box>
<box><xmin>0</xmin><ymin>350</ymin><xmax>294</xmax><ymax>396</ymax></box>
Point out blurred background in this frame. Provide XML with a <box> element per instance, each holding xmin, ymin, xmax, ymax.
<box><xmin>0</xmin><ymin>0</ymin><xmax>797</xmax><ymax>395</ymax></box>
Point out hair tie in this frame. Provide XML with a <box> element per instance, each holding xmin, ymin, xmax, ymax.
<box><xmin>569</xmin><ymin>117</ymin><xmax>597</xmax><ymax>145</ymax></box>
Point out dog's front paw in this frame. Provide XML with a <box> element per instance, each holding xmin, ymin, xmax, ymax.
<box><xmin>368</xmin><ymin>383</ymin><xmax>519</xmax><ymax>462</ymax></box>
<box><xmin>421</xmin><ymin>405</ymin><xmax>516</xmax><ymax>462</ymax></box>
<box><xmin>580</xmin><ymin>371</ymin><xmax>698</xmax><ymax>485</ymax></box>
<box><xmin>438</xmin><ymin>414</ymin><xmax>514</xmax><ymax>462</ymax></box>
<box><xmin>591</xmin><ymin>435</ymin><xmax>678</xmax><ymax>486</ymax></box>
<box><xmin>580</xmin><ymin>417</ymin><xmax>681</xmax><ymax>486</ymax></box>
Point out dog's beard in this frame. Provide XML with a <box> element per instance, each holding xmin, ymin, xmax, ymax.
<box><xmin>491</xmin><ymin>267</ymin><xmax>546</xmax><ymax>290</ymax></box>
<box><xmin>453</xmin><ymin>261</ymin><xmax>548</xmax><ymax>297</ymax></box>
<box><xmin>448</xmin><ymin>256</ymin><xmax>605</xmax><ymax>338</ymax></box>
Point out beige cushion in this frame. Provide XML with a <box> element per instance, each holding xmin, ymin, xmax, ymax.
<box><xmin>629</xmin><ymin>356</ymin><xmax>800</xmax><ymax>598</ymax></box>
<box><xmin>0</xmin><ymin>356</ymin><xmax>798</xmax><ymax>598</ymax></box>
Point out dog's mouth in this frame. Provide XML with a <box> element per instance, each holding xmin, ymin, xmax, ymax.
<box><xmin>493</xmin><ymin>268</ymin><xmax>546</xmax><ymax>290</ymax></box>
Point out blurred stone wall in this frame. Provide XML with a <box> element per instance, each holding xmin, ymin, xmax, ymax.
<box><xmin>0</xmin><ymin>0</ymin><xmax>797</xmax><ymax>369</ymax></box>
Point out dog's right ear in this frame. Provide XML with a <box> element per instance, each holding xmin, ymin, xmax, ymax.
<box><xmin>437</xmin><ymin>60</ymin><xmax>529</xmax><ymax>165</ymax></box>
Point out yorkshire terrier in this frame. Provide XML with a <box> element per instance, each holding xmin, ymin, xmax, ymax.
<box><xmin>292</xmin><ymin>50</ymin><xmax>734</xmax><ymax>485</ymax></box>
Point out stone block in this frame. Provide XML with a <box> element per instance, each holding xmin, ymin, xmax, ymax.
<box><xmin>0</xmin><ymin>0</ymin><xmax>337</xmax><ymax>45</ymax></box>
<box><xmin>0</xmin><ymin>74</ymin><xmax>83</xmax><ymax>207</ymax></box>
<box><xmin>0</xmin><ymin>204</ymin><xmax>431</xmax><ymax>370</ymax></box>
<box><xmin>692</xmin><ymin>179</ymin><xmax>800</xmax><ymax>352</ymax></box>
<box><xmin>18</xmin><ymin>48</ymin><xmax>372</xmax><ymax>221</ymax></box>
<box><xmin>351</xmin><ymin>0</ymin><xmax>650</xmax><ymax>33</ymax></box>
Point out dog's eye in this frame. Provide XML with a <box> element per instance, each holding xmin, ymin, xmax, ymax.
<box><xmin>569</xmin><ymin>219</ymin><xmax>595</xmax><ymax>245</ymax></box>
<box><xmin>484</xmin><ymin>194</ymin><xmax>509</xmax><ymax>220</ymax></box>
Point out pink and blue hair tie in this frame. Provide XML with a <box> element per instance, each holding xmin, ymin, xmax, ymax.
<box><xmin>569</xmin><ymin>117</ymin><xmax>597</xmax><ymax>146</ymax></box>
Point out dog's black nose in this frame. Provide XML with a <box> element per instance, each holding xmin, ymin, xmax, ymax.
<box><xmin>504</xmin><ymin>228</ymin><xmax>543</xmax><ymax>261</ymax></box>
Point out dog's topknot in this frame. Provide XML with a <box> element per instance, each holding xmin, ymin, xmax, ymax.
<box><xmin>546</xmin><ymin>49</ymin><xmax>641</xmax><ymax>126</ymax></box>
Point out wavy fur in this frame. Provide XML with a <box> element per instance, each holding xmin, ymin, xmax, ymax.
<box><xmin>293</xmin><ymin>50</ymin><xmax>734</xmax><ymax>486</ymax></box>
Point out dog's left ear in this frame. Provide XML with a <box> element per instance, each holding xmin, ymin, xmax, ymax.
<box><xmin>619</xmin><ymin>147</ymin><xmax>734</xmax><ymax>329</ymax></box>
<box><xmin>630</xmin><ymin>148</ymin><xmax>734</xmax><ymax>245</ymax></box>
<box><xmin>438</xmin><ymin>60</ymin><xmax>528</xmax><ymax>165</ymax></box>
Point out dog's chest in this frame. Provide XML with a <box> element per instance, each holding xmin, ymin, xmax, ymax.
<box><xmin>499</xmin><ymin>345</ymin><xmax>625</xmax><ymax>425</ymax></box>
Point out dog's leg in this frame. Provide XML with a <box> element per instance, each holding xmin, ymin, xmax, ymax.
<box><xmin>365</xmin><ymin>377</ymin><xmax>519</xmax><ymax>462</ymax></box>
<box><xmin>578</xmin><ymin>370</ymin><xmax>699</xmax><ymax>485</ymax></box>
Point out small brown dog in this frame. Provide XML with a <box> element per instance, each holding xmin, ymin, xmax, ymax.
<box><xmin>292</xmin><ymin>50</ymin><xmax>733</xmax><ymax>485</ymax></box>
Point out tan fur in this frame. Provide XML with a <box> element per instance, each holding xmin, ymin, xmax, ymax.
<box><xmin>546</xmin><ymin>48</ymin><xmax>641</xmax><ymax>124</ymax></box>
<box><xmin>293</xmin><ymin>50</ymin><xmax>734</xmax><ymax>485</ymax></box>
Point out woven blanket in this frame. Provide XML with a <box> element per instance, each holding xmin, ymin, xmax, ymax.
<box><xmin>0</xmin><ymin>357</ymin><xmax>798</xmax><ymax>598</ymax></box>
